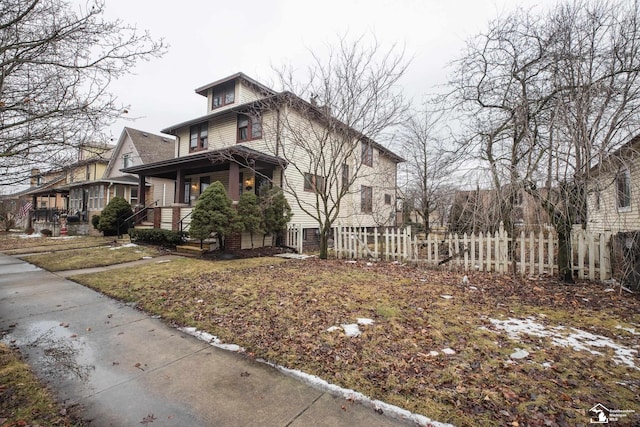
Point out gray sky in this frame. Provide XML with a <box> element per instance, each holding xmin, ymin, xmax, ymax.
<box><xmin>101</xmin><ymin>0</ymin><xmax>555</xmax><ymax>141</ymax></box>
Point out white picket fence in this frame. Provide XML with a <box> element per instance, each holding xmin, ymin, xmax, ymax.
<box><xmin>333</xmin><ymin>224</ymin><xmax>612</xmax><ymax>281</ymax></box>
<box><xmin>286</xmin><ymin>223</ymin><xmax>304</xmax><ymax>253</ymax></box>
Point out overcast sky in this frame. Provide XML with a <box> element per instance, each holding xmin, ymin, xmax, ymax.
<box><xmin>100</xmin><ymin>0</ymin><xmax>557</xmax><ymax>141</ymax></box>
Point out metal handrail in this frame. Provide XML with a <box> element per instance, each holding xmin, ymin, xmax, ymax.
<box><xmin>117</xmin><ymin>200</ymin><xmax>158</xmax><ymax>238</ymax></box>
<box><xmin>178</xmin><ymin>209</ymin><xmax>193</xmax><ymax>234</ymax></box>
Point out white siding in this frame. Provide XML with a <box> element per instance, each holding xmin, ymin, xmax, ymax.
<box><xmin>588</xmin><ymin>158</ymin><xmax>640</xmax><ymax>233</ymax></box>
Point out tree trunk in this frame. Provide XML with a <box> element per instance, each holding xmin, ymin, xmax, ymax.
<box><xmin>557</xmin><ymin>230</ymin><xmax>574</xmax><ymax>283</ymax></box>
<box><xmin>319</xmin><ymin>226</ymin><xmax>330</xmax><ymax>259</ymax></box>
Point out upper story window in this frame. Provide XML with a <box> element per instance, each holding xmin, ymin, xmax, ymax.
<box><xmin>617</xmin><ymin>168</ymin><xmax>631</xmax><ymax>210</ymax></box>
<box><xmin>212</xmin><ymin>85</ymin><xmax>235</xmax><ymax>109</ymax></box>
<box><xmin>342</xmin><ymin>163</ymin><xmax>349</xmax><ymax>191</ymax></box>
<box><xmin>361</xmin><ymin>185</ymin><xmax>373</xmax><ymax>213</ymax></box>
<box><xmin>237</xmin><ymin>114</ymin><xmax>262</xmax><ymax>142</ymax></box>
<box><xmin>361</xmin><ymin>141</ymin><xmax>373</xmax><ymax>167</ymax></box>
<box><xmin>304</xmin><ymin>173</ymin><xmax>325</xmax><ymax>193</ymax></box>
<box><xmin>190</xmin><ymin>123</ymin><xmax>208</xmax><ymax>152</ymax></box>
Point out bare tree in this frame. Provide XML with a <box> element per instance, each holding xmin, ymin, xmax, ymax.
<box><xmin>259</xmin><ymin>35</ymin><xmax>409</xmax><ymax>259</ymax></box>
<box><xmin>0</xmin><ymin>0</ymin><xmax>165</xmax><ymax>187</ymax></box>
<box><xmin>450</xmin><ymin>0</ymin><xmax>640</xmax><ymax>281</ymax></box>
<box><xmin>399</xmin><ymin>102</ymin><xmax>457</xmax><ymax>232</ymax></box>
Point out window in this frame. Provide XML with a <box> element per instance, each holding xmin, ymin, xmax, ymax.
<box><xmin>361</xmin><ymin>186</ymin><xmax>373</xmax><ymax>213</ymax></box>
<box><xmin>200</xmin><ymin>176</ymin><xmax>210</xmax><ymax>195</ymax></box>
<box><xmin>184</xmin><ymin>180</ymin><xmax>191</xmax><ymax>204</ymax></box>
<box><xmin>237</xmin><ymin>115</ymin><xmax>262</xmax><ymax>142</ymax></box>
<box><xmin>190</xmin><ymin>123</ymin><xmax>208</xmax><ymax>152</ymax></box>
<box><xmin>123</xmin><ymin>153</ymin><xmax>131</xmax><ymax>168</ymax></box>
<box><xmin>361</xmin><ymin>141</ymin><xmax>373</xmax><ymax>167</ymax></box>
<box><xmin>617</xmin><ymin>169</ymin><xmax>631</xmax><ymax>209</ymax></box>
<box><xmin>87</xmin><ymin>185</ymin><xmax>104</xmax><ymax>210</ymax></box>
<box><xmin>130</xmin><ymin>187</ymin><xmax>138</xmax><ymax>205</ymax></box>
<box><xmin>212</xmin><ymin>85</ymin><xmax>235</xmax><ymax>109</ymax></box>
<box><xmin>304</xmin><ymin>173</ymin><xmax>325</xmax><ymax>193</ymax></box>
<box><xmin>342</xmin><ymin>164</ymin><xmax>349</xmax><ymax>191</ymax></box>
<box><xmin>385</xmin><ymin>194</ymin><xmax>392</xmax><ymax>205</ymax></box>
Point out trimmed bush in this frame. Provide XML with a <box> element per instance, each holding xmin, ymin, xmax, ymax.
<box><xmin>129</xmin><ymin>228</ymin><xmax>187</xmax><ymax>247</ymax></box>
<box><xmin>91</xmin><ymin>214</ymin><xmax>101</xmax><ymax>230</ymax></box>
<box><xmin>97</xmin><ymin>197</ymin><xmax>133</xmax><ymax>236</ymax></box>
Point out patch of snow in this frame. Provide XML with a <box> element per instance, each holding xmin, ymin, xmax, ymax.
<box><xmin>616</xmin><ymin>325</ymin><xmax>639</xmax><ymax>335</ymax></box>
<box><xmin>604</xmin><ymin>288</ymin><xmax>615</xmax><ymax>292</ymax></box>
<box><xmin>178</xmin><ymin>326</ymin><xmax>245</xmax><ymax>352</ymax></box>
<box><xmin>345</xmin><ymin>260</ymin><xmax>357</xmax><ymax>264</ymax></box>
<box><xmin>196</xmin><ymin>299</ymin><xmax>204</xmax><ymax>303</ymax></box>
<box><xmin>366</xmin><ymin>262</ymin><xmax>373</xmax><ymax>266</ymax></box>
<box><xmin>341</xmin><ymin>324</ymin><xmax>361</xmax><ymax>337</ymax></box>
<box><xmin>326</xmin><ymin>326</ymin><xmax>341</xmax><ymax>332</ymax></box>
<box><xmin>156</xmin><ymin>260</ymin><xmax>172</xmax><ymax>264</ymax></box>
<box><xmin>19</xmin><ymin>233</ymin><xmax>42</xmax><ymax>238</ymax></box>
<box><xmin>510</xmin><ymin>349</ymin><xmax>529</xmax><ymax>359</ymax></box>
<box><xmin>428</xmin><ymin>350</ymin><xmax>440</xmax><ymax>357</ymax></box>
<box><xmin>261</xmin><ymin>361</ymin><xmax>455</xmax><ymax>427</ymax></box>
<box><xmin>109</xmin><ymin>243</ymin><xmax>138</xmax><ymax>250</ymax></box>
<box><xmin>490</xmin><ymin>317</ymin><xmax>638</xmax><ymax>369</ymax></box>
<box><xmin>469</xmin><ymin>286</ymin><xmax>478</xmax><ymax>291</ymax></box>
<box><xmin>542</xmin><ymin>362</ymin><xmax>553</xmax><ymax>368</ymax></box>
<box><xmin>462</xmin><ymin>275</ymin><xmax>469</xmax><ymax>285</ymax></box>
<box><xmin>441</xmin><ymin>348</ymin><xmax>456</xmax><ymax>355</ymax></box>
<box><xmin>440</xmin><ymin>295</ymin><xmax>453</xmax><ymax>300</ymax></box>
<box><xmin>357</xmin><ymin>318</ymin><xmax>374</xmax><ymax>326</ymax></box>
<box><xmin>50</xmin><ymin>235</ymin><xmax>82</xmax><ymax>240</ymax></box>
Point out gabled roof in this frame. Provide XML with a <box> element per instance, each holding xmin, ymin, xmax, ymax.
<box><xmin>194</xmin><ymin>72</ymin><xmax>277</xmax><ymax>98</ymax></box>
<box><xmin>123</xmin><ymin>127</ymin><xmax>175</xmax><ymax>164</ymax></box>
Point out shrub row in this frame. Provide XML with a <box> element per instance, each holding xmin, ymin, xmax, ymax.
<box><xmin>128</xmin><ymin>228</ymin><xmax>187</xmax><ymax>247</ymax></box>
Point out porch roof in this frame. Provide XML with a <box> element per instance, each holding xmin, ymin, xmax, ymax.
<box><xmin>57</xmin><ymin>176</ymin><xmax>150</xmax><ymax>190</ymax></box>
<box><xmin>121</xmin><ymin>145</ymin><xmax>286</xmax><ymax>179</ymax></box>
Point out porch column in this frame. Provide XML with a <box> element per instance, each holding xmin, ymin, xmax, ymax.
<box><xmin>228</xmin><ymin>163</ymin><xmax>239</xmax><ymax>201</ymax></box>
<box><xmin>176</xmin><ymin>169</ymin><xmax>185</xmax><ymax>204</ymax></box>
<box><xmin>138</xmin><ymin>175</ymin><xmax>146</xmax><ymax>207</ymax></box>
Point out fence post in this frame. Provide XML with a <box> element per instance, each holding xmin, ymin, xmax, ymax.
<box><xmin>577</xmin><ymin>231</ymin><xmax>585</xmax><ymax>279</ymax></box>
<box><xmin>297</xmin><ymin>224</ymin><xmax>303</xmax><ymax>254</ymax></box>
<box><xmin>588</xmin><ymin>233</ymin><xmax>595</xmax><ymax>281</ymax></box>
<box><xmin>538</xmin><ymin>230</ymin><xmax>544</xmax><ymax>275</ymax></box>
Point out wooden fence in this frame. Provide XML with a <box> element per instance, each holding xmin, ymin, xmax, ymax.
<box><xmin>333</xmin><ymin>224</ymin><xmax>612</xmax><ymax>281</ymax></box>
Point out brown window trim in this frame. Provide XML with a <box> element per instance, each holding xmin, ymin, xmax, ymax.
<box><xmin>304</xmin><ymin>173</ymin><xmax>325</xmax><ymax>193</ymax></box>
<box><xmin>211</xmin><ymin>86</ymin><xmax>235</xmax><ymax>110</ymax></box>
<box><xmin>361</xmin><ymin>141</ymin><xmax>373</xmax><ymax>167</ymax></box>
<box><xmin>189</xmin><ymin>123</ymin><xmax>208</xmax><ymax>153</ymax></box>
<box><xmin>237</xmin><ymin>114</ymin><xmax>262</xmax><ymax>143</ymax></box>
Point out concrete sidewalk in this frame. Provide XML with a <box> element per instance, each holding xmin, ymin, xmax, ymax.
<box><xmin>0</xmin><ymin>253</ymin><xmax>417</xmax><ymax>427</ymax></box>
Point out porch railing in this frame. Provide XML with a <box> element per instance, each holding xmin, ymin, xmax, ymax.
<box><xmin>117</xmin><ymin>200</ymin><xmax>158</xmax><ymax>238</ymax></box>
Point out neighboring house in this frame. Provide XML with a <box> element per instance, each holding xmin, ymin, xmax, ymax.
<box><xmin>21</xmin><ymin>129</ymin><xmax>174</xmax><ymax>236</ymax></box>
<box><xmin>448</xmin><ymin>187</ymin><xmax>550</xmax><ymax>235</ymax></box>
<box><xmin>122</xmin><ymin>72</ymin><xmax>403</xmax><ymax>249</ymax></box>
<box><xmin>587</xmin><ymin>134</ymin><xmax>640</xmax><ymax>233</ymax></box>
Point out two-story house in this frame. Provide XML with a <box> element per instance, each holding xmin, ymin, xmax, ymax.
<box><xmin>122</xmin><ymin>72</ymin><xmax>404</xmax><ymax>249</ymax></box>
<box><xmin>587</xmin><ymin>134</ymin><xmax>640</xmax><ymax>233</ymax></box>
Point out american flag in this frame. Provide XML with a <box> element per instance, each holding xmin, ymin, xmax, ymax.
<box><xmin>18</xmin><ymin>201</ymin><xmax>32</xmax><ymax>218</ymax></box>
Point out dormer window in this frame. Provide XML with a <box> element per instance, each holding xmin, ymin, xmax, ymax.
<box><xmin>190</xmin><ymin>123</ymin><xmax>208</xmax><ymax>152</ymax></box>
<box><xmin>212</xmin><ymin>84</ymin><xmax>235</xmax><ymax>109</ymax></box>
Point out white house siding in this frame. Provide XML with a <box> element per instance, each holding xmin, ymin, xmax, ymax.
<box><xmin>238</xmin><ymin>81</ymin><xmax>263</xmax><ymax>105</ymax></box>
<box><xmin>208</xmin><ymin>115</ymin><xmax>237</xmax><ymax>151</ymax></box>
<box><xmin>587</xmin><ymin>158</ymin><xmax>640</xmax><ymax>233</ymax></box>
<box><xmin>151</xmin><ymin>178</ymin><xmax>176</xmax><ymax>206</ymax></box>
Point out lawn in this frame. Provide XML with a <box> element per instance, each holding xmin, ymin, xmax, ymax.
<box><xmin>0</xmin><ymin>232</ymin><xmax>111</xmax><ymax>255</ymax></box>
<box><xmin>70</xmin><ymin>258</ymin><xmax>640</xmax><ymax>426</ymax></box>
<box><xmin>22</xmin><ymin>244</ymin><xmax>161</xmax><ymax>271</ymax></box>
<box><xmin>0</xmin><ymin>343</ymin><xmax>85</xmax><ymax>426</ymax></box>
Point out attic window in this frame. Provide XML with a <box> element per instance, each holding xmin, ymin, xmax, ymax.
<box><xmin>212</xmin><ymin>85</ymin><xmax>235</xmax><ymax>109</ymax></box>
<box><xmin>123</xmin><ymin>153</ymin><xmax>131</xmax><ymax>168</ymax></box>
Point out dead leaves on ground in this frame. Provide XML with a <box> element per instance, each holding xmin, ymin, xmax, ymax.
<box><xmin>89</xmin><ymin>259</ymin><xmax>640</xmax><ymax>426</ymax></box>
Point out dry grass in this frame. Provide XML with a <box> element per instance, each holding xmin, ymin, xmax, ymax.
<box><xmin>0</xmin><ymin>232</ymin><xmax>111</xmax><ymax>255</ymax></box>
<box><xmin>22</xmin><ymin>245</ymin><xmax>161</xmax><ymax>271</ymax></box>
<box><xmin>70</xmin><ymin>258</ymin><xmax>640</xmax><ymax>426</ymax></box>
<box><xmin>0</xmin><ymin>343</ymin><xmax>84</xmax><ymax>426</ymax></box>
